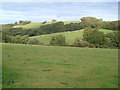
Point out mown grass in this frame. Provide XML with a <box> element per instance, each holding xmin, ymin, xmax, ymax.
<box><xmin>31</xmin><ymin>29</ymin><xmax>113</xmax><ymax>45</ymax></box>
<box><xmin>2</xmin><ymin>43</ymin><xmax>118</xmax><ymax>88</ymax></box>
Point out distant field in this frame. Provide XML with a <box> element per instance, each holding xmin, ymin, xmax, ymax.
<box><xmin>13</xmin><ymin>22</ymin><xmax>49</xmax><ymax>29</ymax></box>
<box><xmin>31</xmin><ymin>29</ymin><xmax>113</xmax><ymax>45</ymax></box>
<box><xmin>3</xmin><ymin>43</ymin><xmax>118</xmax><ymax>88</ymax></box>
<box><xmin>63</xmin><ymin>21</ymin><xmax>80</xmax><ymax>24</ymax></box>
<box><xmin>12</xmin><ymin>21</ymin><xmax>80</xmax><ymax>29</ymax></box>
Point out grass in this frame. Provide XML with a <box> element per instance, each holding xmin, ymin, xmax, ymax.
<box><xmin>13</xmin><ymin>22</ymin><xmax>46</xmax><ymax>29</ymax></box>
<box><xmin>12</xmin><ymin>21</ymin><xmax>80</xmax><ymax>29</ymax></box>
<box><xmin>31</xmin><ymin>29</ymin><xmax>114</xmax><ymax>45</ymax></box>
<box><xmin>2</xmin><ymin>43</ymin><xmax>118</xmax><ymax>88</ymax></box>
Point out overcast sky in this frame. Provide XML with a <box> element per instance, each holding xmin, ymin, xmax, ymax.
<box><xmin>0</xmin><ymin>1</ymin><xmax>118</xmax><ymax>24</ymax></box>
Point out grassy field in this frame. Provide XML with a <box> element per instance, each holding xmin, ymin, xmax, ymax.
<box><xmin>13</xmin><ymin>22</ymin><xmax>49</xmax><ymax>29</ymax></box>
<box><xmin>31</xmin><ymin>29</ymin><xmax>113</xmax><ymax>45</ymax></box>
<box><xmin>2</xmin><ymin>43</ymin><xmax>118</xmax><ymax>88</ymax></box>
<box><xmin>12</xmin><ymin>21</ymin><xmax>80</xmax><ymax>29</ymax></box>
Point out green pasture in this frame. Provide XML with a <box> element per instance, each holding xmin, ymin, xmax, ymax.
<box><xmin>2</xmin><ymin>43</ymin><xmax>118</xmax><ymax>88</ymax></box>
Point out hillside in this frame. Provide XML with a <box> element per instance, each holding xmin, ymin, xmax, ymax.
<box><xmin>3</xmin><ymin>43</ymin><xmax>118</xmax><ymax>88</ymax></box>
<box><xmin>12</xmin><ymin>21</ymin><xmax>80</xmax><ymax>29</ymax></box>
<box><xmin>30</xmin><ymin>29</ymin><xmax>113</xmax><ymax>45</ymax></box>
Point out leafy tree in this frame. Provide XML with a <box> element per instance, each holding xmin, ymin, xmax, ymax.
<box><xmin>80</xmin><ymin>17</ymin><xmax>103</xmax><ymax>28</ymax></box>
<box><xmin>106</xmin><ymin>31</ymin><xmax>120</xmax><ymax>47</ymax></box>
<box><xmin>83</xmin><ymin>28</ymin><xmax>93</xmax><ymax>41</ymax></box>
<box><xmin>42</xmin><ymin>21</ymin><xmax>47</xmax><ymax>24</ymax></box>
<box><xmin>50</xmin><ymin>35</ymin><xmax>66</xmax><ymax>46</ymax></box>
<box><xmin>40</xmin><ymin>21</ymin><xmax>65</xmax><ymax>33</ymax></box>
<box><xmin>19</xmin><ymin>21</ymin><xmax>31</xmax><ymax>25</ymax></box>
<box><xmin>87</xmin><ymin>30</ymin><xmax>106</xmax><ymax>47</ymax></box>
<box><xmin>52</xmin><ymin>19</ymin><xmax>57</xmax><ymax>23</ymax></box>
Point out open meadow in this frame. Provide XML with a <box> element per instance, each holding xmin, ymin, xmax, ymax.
<box><xmin>2</xmin><ymin>43</ymin><xmax>118</xmax><ymax>88</ymax></box>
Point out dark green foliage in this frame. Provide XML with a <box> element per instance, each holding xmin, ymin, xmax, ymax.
<box><xmin>87</xmin><ymin>30</ymin><xmax>106</xmax><ymax>47</ymax></box>
<box><xmin>2</xmin><ymin>34</ymin><xmax>29</xmax><ymax>44</ymax></box>
<box><xmin>80</xmin><ymin>17</ymin><xmax>103</xmax><ymax>28</ymax></box>
<box><xmin>50</xmin><ymin>35</ymin><xmax>66</xmax><ymax>46</ymax></box>
<box><xmin>2</xmin><ymin>17</ymin><xmax>119</xmax><ymax>38</ymax></box>
<box><xmin>102</xmin><ymin>21</ymin><xmax>120</xmax><ymax>30</ymax></box>
<box><xmin>83</xmin><ymin>28</ymin><xmax>93</xmax><ymax>41</ymax></box>
<box><xmin>27</xmin><ymin>38</ymin><xmax>40</xmax><ymax>45</ymax></box>
<box><xmin>40</xmin><ymin>21</ymin><xmax>65</xmax><ymax>34</ymax></box>
<box><xmin>83</xmin><ymin>29</ymin><xmax>106</xmax><ymax>47</ymax></box>
<box><xmin>108</xmin><ymin>21</ymin><xmax>118</xmax><ymax>30</ymax></box>
<box><xmin>8</xmin><ymin>28</ymin><xmax>38</xmax><ymax>36</ymax></box>
<box><xmin>65</xmin><ymin>23</ymin><xmax>82</xmax><ymax>31</ymax></box>
<box><xmin>42</xmin><ymin>21</ymin><xmax>47</xmax><ymax>24</ymax></box>
<box><xmin>106</xmin><ymin>32</ymin><xmax>120</xmax><ymax>48</ymax></box>
<box><xmin>52</xmin><ymin>19</ymin><xmax>57</xmax><ymax>23</ymax></box>
<box><xmin>19</xmin><ymin>21</ymin><xmax>31</xmax><ymax>25</ymax></box>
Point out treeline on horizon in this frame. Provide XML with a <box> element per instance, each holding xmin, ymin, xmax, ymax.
<box><xmin>1</xmin><ymin>17</ymin><xmax>119</xmax><ymax>37</ymax></box>
<box><xmin>1</xmin><ymin>17</ymin><xmax>120</xmax><ymax>49</ymax></box>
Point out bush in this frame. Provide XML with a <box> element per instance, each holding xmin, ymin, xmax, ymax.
<box><xmin>73</xmin><ymin>38</ymin><xmax>89</xmax><ymax>47</ymax></box>
<box><xmin>79</xmin><ymin>41</ymin><xmax>89</xmax><ymax>47</ymax></box>
<box><xmin>73</xmin><ymin>38</ymin><xmax>81</xmax><ymax>47</ymax></box>
<box><xmin>106</xmin><ymin>31</ymin><xmax>120</xmax><ymax>48</ymax></box>
<box><xmin>83</xmin><ymin>28</ymin><xmax>93</xmax><ymax>41</ymax></box>
<box><xmin>27</xmin><ymin>38</ymin><xmax>40</xmax><ymax>45</ymax></box>
<box><xmin>50</xmin><ymin>35</ymin><xmax>66</xmax><ymax>46</ymax></box>
<box><xmin>86</xmin><ymin>29</ymin><xmax>106</xmax><ymax>47</ymax></box>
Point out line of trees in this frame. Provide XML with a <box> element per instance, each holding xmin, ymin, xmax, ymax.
<box><xmin>73</xmin><ymin>28</ymin><xmax>120</xmax><ymax>48</ymax></box>
<box><xmin>2</xmin><ymin>17</ymin><xmax>119</xmax><ymax>38</ymax></box>
<box><xmin>1</xmin><ymin>17</ymin><xmax>120</xmax><ymax>48</ymax></box>
<box><xmin>49</xmin><ymin>28</ymin><xmax>120</xmax><ymax>48</ymax></box>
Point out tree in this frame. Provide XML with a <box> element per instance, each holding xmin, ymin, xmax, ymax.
<box><xmin>87</xmin><ymin>30</ymin><xmax>106</xmax><ymax>47</ymax></box>
<box><xmin>106</xmin><ymin>31</ymin><xmax>120</xmax><ymax>47</ymax></box>
<box><xmin>83</xmin><ymin>28</ymin><xmax>93</xmax><ymax>41</ymax></box>
<box><xmin>52</xmin><ymin>19</ymin><xmax>57</xmax><ymax>23</ymax></box>
<box><xmin>19</xmin><ymin>21</ymin><xmax>31</xmax><ymax>25</ymax></box>
<box><xmin>14</xmin><ymin>22</ymin><xmax>18</xmax><ymax>25</ymax></box>
<box><xmin>50</xmin><ymin>35</ymin><xmax>66</xmax><ymax>46</ymax></box>
<box><xmin>80</xmin><ymin>17</ymin><xmax>103</xmax><ymax>28</ymax></box>
<box><xmin>42</xmin><ymin>21</ymin><xmax>47</xmax><ymax>24</ymax></box>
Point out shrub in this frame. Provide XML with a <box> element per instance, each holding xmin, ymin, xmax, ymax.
<box><xmin>73</xmin><ymin>38</ymin><xmax>89</xmax><ymax>47</ymax></box>
<box><xmin>79</xmin><ymin>41</ymin><xmax>89</xmax><ymax>47</ymax></box>
<box><xmin>21</xmin><ymin>35</ymin><xmax>29</xmax><ymax>44</ymax></box>
<box><xmin>50</xmin><ymin>35</ymin><xmax>66</xmax><ymax>46</ymax></box>
<box><xmin>27</xmin><ymin>38</ymin><xmax>40</xmax><ymax>45</ymax></box>
<box><xmin>106</xmin><ymin>31</ymin><xmax>120</xmax><ymax>48</ymax></box>
<box><xmin>83</xmin><ymin>28</ymin><xmax>93</xmax><ymax>41</ymax></box>
<box><xmin>86</xmin><ymin>29</ymin><xmax>106</xmax><ymax>47</ymax></box>
<box><xmin>73</xmin><ymin>38</ymin><xmax>81</xmax><ymax>47</ymax></box>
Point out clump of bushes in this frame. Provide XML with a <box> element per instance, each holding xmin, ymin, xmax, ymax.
<box><xmin>27</xmin><ymin>38</ymin><xmax>40</xmax><ymax>45</ymax></box>
<box><xmin>106</xmin><ymin>31</ymin><xmax>120</xmax><ymax>48</ymax></box>
<box><xmin>82</xmin><ymin>28</ymin><xmax>120</xmax><ymax>48</ymax></box>
<box><xmin>50</xmin><ymin>34</ymin><xmax>66</xmax><ymax>46</ymax></box>
<box><xmin>2</xmin><ymin>35</ymin><xmax>29</xmax><ymax>44</ymax></box>
<box><xmin>82</xmin><ymin>28</ymin><xmax>107</xmax><ymax>48</ymax></box>
<box><xmin>73</xmin><ymin>38</ymin><xmax>89</xmax><ymax>47</ymax></box>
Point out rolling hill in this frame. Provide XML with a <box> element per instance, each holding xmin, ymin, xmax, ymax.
<box><xmin>12</xmin><ymin>21</ymin><xmax>80</xmax><ymax>29</ymax></box>
<box><xmin>30</xmin><ymin>29</ymin><xmax>113</xmax><ymax>45</ymax></box>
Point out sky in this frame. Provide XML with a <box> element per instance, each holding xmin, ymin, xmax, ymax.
<box><xmin>0</xmin><ymin>1</ymin><xmax>118</xmax><ymax>24</ymax></box>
